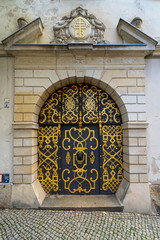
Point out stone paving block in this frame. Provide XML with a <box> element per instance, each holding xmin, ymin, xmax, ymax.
<box><xmin>0</xmin><ymin>210</ymin><xmax>159</xmax><ymax>239</ymax></box>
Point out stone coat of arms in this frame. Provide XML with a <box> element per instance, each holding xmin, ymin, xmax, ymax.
<box><xmin>53</xmin><ymin>7</ymin><xmax>106</xmax><ymax>44</ymax></box>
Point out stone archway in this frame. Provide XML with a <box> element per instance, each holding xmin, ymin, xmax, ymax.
<box><xmin>38</xmin><ymin>84</ymin><xmax>123</xmax><ymax>196</ymax></box>
<box><xmin>12</xmin><ymin>71</ymin><xmax>150</xmax><ymax>212</ymax></box>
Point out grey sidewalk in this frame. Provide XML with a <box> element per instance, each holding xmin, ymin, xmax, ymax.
<box><xmin>0</xmin><ymin>209</ymin><xmax>160</xmax><ymax>240</ymax></box>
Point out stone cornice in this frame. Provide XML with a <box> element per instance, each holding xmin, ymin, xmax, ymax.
<box><xmin>1</xmin><ymin>43</ymin><xmax>155</xmax><ymax>58</ymax></box>
<box><xmin>2</xmin><ymin>17</ymin><xmax>43</xmax><ymax>47</ymax></box>
<box><xmin>117</xmin><ymin>18</ymin><xmax>158</xmax><ymax>48</ymax></box>
<box><xmin>147</xmin><ymin>45</ymin><xmax>160</xmax><ymax>58</ymax></box>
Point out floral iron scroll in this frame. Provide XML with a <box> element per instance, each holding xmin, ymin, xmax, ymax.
<box><xmin>38</xmin><ymin>84</ymin><xmax>123</xmax><ymax>195</ymax></box>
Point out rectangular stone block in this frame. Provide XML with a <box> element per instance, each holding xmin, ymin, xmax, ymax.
<box><xmin>127</xmin><ymin>113</ymin><xmax>138</xmax><ymax>121</ymax></box>
<box><xmin>15</xmin><ymin>70</ymin><xmax>33</xmax><ymax>78</ymax></box>
<box><xmin>110</xmin><ymin>78</ymin><xmax>136</xmax><ymax>89</ymax></box>
<box><xmin>115</xmin><ymin>87</ymin><xmax>128</xmax><ymax>95</ymax></box>
<box><xmin>119</xmin><ymin>105</ymin><xmax>126</xmax><ymax>115</ymax></box>
<box><xmin>138</xmin><ymin>113</ymin><xmax>147</xmax><ymax>121</ymax></box>
<box><xmin>14</xmin><ymin>96</ymin><xmax>23</xmax><ymax>104</ymax></box>
<box><xmin>0</xmin><ymin>186</ymin><xmax>11</xmax><ymax>208</ymax></box>
<box><xmin>128</xmin><ymin>70</ymin><xmax>145</xmax><ymax>78</ymax></box>
<box><xmin>121</xmin><ymin>95</ymin><xmax>137</xmax><ymax>104</ymax></box>
<box><xmin>14</xmin><ymin>156</ymin><xmax>23</xmax><ymax>165</ymax></box>
<box><xmin>14</xmin><ymin>146</ymin><xmax>37</xmax><ymax>156</ymax></box>
<box><xmin>24</xmin><ymin>78</ymin><xmax>51</xmax><ymax>89</ymax></box>
<box><xmin>33</xmin><ymin>87</ymin><xmax>47</xmax><ymax>96</ymax></box>
<box><xmin>24</xmin><ymin>113</ymin><xmax>38</xmax><ymax>122</ymax></box>
<box><xmin>14</xmin><ymin>129</ymin><xmax>38</xmax><ymax>138</ymax></box>
<box><xmin>129</xmin><ymin>164</ymin><xmax>148</xmax><ymax>174</ymax></box>
<box><xmin>130</xmin><ymin>174</ymin><xmax>139</xmax><ymax>183</ymax></box>
<box><xmin>13</xmin><ymin>175</ymin><xmax>23</xmax><ymax>184</ymax></box>
<box><xmin>34</xmin><ymin>105</ymin><xmax>41</xmax><ymax>115</ymax></box>
<box><xmin>14</xmin><ymin>139</ymin><xmax>23</xmax><ymax>147</ymax></box>
<box><xmin>139</xmin><ymin>174</ymin><xmax>148</xmax><ymax>182</ymax></box>
<box><xmin>137</xmin><ymin>78</ymin><xmax>145</xmax><ymax>87</ymax></box>
<box><xmin>24</xmin><ymin>95</ymin><xmax>39</xmax><ymax>104</ymax></box>
<box><xmin>85</xmin><ymin>69</ymin><xmax>94</xmax><ymax>78</ymax></box>
<box><xmin>124</xmin><ymin>145</ymin><xmax>141</xmax><ymax>155</ymax></box>
<box><xmin>126</xmin><ymin>104</ymin><xmax>146</xmax><ymax>113</ymax></box>
<box><xmin>138</xmin><ymin>138</ymin><xmax>147</xmax><ymax>146</ymax></box>
<box><xmin>56</xmin><ymin>70</ymin><xmax>68</xmax><ymax>81</ymax></box>
<box><xmin>137</xmin><ymin>96</ymin><xmax>146</xmax><ymax>104</ymax></box>
<box><xmin>22</xmin><ymin>171</ymin><xmax>37</xmax><ymax>184</ymax></box>
<box><xmin>15</xmin><ymin>87</ymin><xmax>33</xmax><ymax>95</ymax></box>
<box><xmin>15</xmin><ymin>78</ymin><xmax>23</xmax><ymax>87</ymax></box>
<box><xmin>23</xmin><ymin>138</ymin><xmax>37</xmax><ymax>147</ymax></box>
<box><xmin>23</xmin><ymin>154</ymin><xmax>38</xmax><ymax>165</ymax></box>
<box><xmin>129</xmin><ymin>146</ymin><xmax>147</xmax><ymax>155</ymax></box>
<box><xmin>123</xmin><ymin>129</ymin><xmax>146</xmax><ymax>138</ymax></box>
<box><xmin>14</xmin><ymin>104</ymin><xmax>35</xmax><ymax>113</ymax></box>
<box><xmin>123</xmin><ymin>137</ymin><xmax>138</xmax><ymax>146</ymax></box>
<box><xmin>13</xmin><ymin>162</ymin><xmax>37</xmax><ymax>175</ymax></box>
<box><xmin>123</xmin><ymin>154</ymin><xmax>139</xmax><ymax>164</ymax></box>
<box><xmin>14</xmin><ymin>113</ymin><xmax>23</xmax><ymax>122</ymax></box>
<box><xmin>139</xmin><ymin>155</ymin><xmax>147</xmax><ymax>164</ymax></box>
<box><xmin>34</xmin><ymin>70</ymin><xmax>57</xmax><ymax>78</ymax></box>
<box><xmin>128</xmin><ymin>87</ymin><xmax>145</xmax><ymax>95</ymax></box>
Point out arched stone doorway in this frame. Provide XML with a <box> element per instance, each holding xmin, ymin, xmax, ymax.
<box><xmin>38</xmin><ymin>84</ymin><xmax>123</xmax><ymax>195</ymax></box>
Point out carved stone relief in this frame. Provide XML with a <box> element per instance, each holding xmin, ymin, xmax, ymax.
<box><xmin>53</xmin><ymin>7</ymin><xmax>107</xmax><ymax>44</ymax></box>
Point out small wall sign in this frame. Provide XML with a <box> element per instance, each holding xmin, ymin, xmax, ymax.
<box><xmin>4</xmin><ymin>98</ymin><xmax>10</xmax><ymax>108</ymax></box>
<box><xmin>0</xmin><ymin>174</ymin><xmax>3</xmax><ymax>183</ymax></box>
<box><xmin>3</xmin><ymin>174</ymin><xmax>9</xmax><ymax>183</ymax></box>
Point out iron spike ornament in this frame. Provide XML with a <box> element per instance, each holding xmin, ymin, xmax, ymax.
<box><xmin>53</xmin><ymin>7</ymin><xmax>107</xmax><ymax>44</ymax></box>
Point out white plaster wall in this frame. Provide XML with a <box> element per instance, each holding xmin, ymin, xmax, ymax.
<box><xmin>0</xmin><ymin>57</ymin><xmax>14</xmax><ymax>183</ymax></box>
<box><xmin>0</xmin><ymin>0</ymin><xmax>160</xmax><ymax>44</ymax></box>
<box><xmin>146</xmin><ymin>58</ymin><xmax>160</xmax><ymax>183</ymax></box>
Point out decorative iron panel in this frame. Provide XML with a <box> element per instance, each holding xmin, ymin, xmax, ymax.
<box><xmin>62</xmin><ymin>85</ymin><xmax>79</xmax><ymax>124</ymax></box>
<box><xmin>100</xmin><ymin>125</ymin><xmax>123</xmax><ymax>194</ymax></box>
<box><xmin>61</xmin><ymin>125</ymin><xmax>99</xmax><ymax>194</ymax></box>
<box><xmin>81</xmin><ymin>85</ymin><xmax>99</xmax><ymax>124</ymax></box>
<box><xmin>38</xmin><ymin>84</ymin><xmax>123</xmax><ymax>195</ymax></box>
<box><xmin>39</xmin><ymin>92</ymin><xmax>59</xmax><ymax>124</ymax></box>
<box><xmin>38</xmin><ymin>126</ymin><xmax>60</xmax><ymax>194</ymax></box>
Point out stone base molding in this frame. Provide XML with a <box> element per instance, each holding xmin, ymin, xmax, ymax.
<box><xmin>123</xmin><ymin>183</ymin><xmax>152</xmax><ymax>214</ymax></box>
<box><xmin>11</xmin><ymin>180</ymin><xmax>46</xmax><ymax>208</ymax></box>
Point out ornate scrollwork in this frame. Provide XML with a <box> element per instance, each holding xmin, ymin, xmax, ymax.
<box><xmin>53</xmin><ymin>7</ymin><xmax>107</xmax><ymax>44</ymax></box>
<box><xmin>100</xmin><ymin>92</ymin><xmax>121</xmax><ymax>124</ymax></box>
<box><xmin>101</xmin><ymin>125</ymin><xmax>123</xmax><ymax>193</ymax></box>
<box><xmin>38</xmin><ymin>126</ymin><xmax>59</xmax><ymax>194</ymax></box>
<box><xmin>62</xmin><ymin>85</ymin><xmax>79</xmax><ymax>124</ymax></box>
<box><xmin>62</xmin><ymin>127</ymin><xmax>98</xmax><ymax>193</ymax></box>
<box><xmin>38</xmin><ymin>84</ymin><xmax>123</xmax><ymax>195</ymax></box>
<box><xmin>82</xmin><ymin>85</ymin><xmax>99</xmax><ymax>124</ymax></box>
<box><xmin>39</xmin><ymin>92</ymin><xmax>59</xmax><ymax>124</ymax></box>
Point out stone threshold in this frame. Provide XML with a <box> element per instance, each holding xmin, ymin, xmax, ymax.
<box><xmin>39</xmin><ymin>195</ymin><xmax>124</xmax><ymax>212</ymax></box>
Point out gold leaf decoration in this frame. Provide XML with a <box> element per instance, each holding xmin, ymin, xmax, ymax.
<box><xmin>66</xmin><ymin>152</ymin><xmax>71</xmax><ymax>165</ymax></box>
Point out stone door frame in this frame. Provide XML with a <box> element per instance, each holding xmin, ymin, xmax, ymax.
<box><xmin>12</xmin><ymin>67</ymin><xmax>150</xmax><ymax>212</ymax></box>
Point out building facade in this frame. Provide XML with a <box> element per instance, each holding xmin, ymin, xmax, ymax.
<box><xmin>0</xmin><ymin>0</ymin><xmax>160</xmax><ymax>213</ymax></box>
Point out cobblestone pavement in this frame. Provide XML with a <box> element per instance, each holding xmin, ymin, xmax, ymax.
<box><xmin>0</xmin><ymin>210</ymin><xmax>160</xmax><ymax>240</ymax></box>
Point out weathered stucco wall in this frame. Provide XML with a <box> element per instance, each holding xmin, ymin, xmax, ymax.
<box><xmin>146</xmin><ymin>58</ymin><xmax>160</xmax><ymax>184</ymax></box>
<box><xmin>1</xmin><ymin>0</ymin><xmax>160</xmax><ymax>44</ymax></box>
<box><xmin>0</xmin><ymin>57</ymin><xmax>14</xmax><ymax>182</ymax></box>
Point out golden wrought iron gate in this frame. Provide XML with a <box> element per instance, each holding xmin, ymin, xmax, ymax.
<box><xmin>38</xmin><ymin>84</ymin><xmax>123</xmax><ymax>195</ymax></box>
